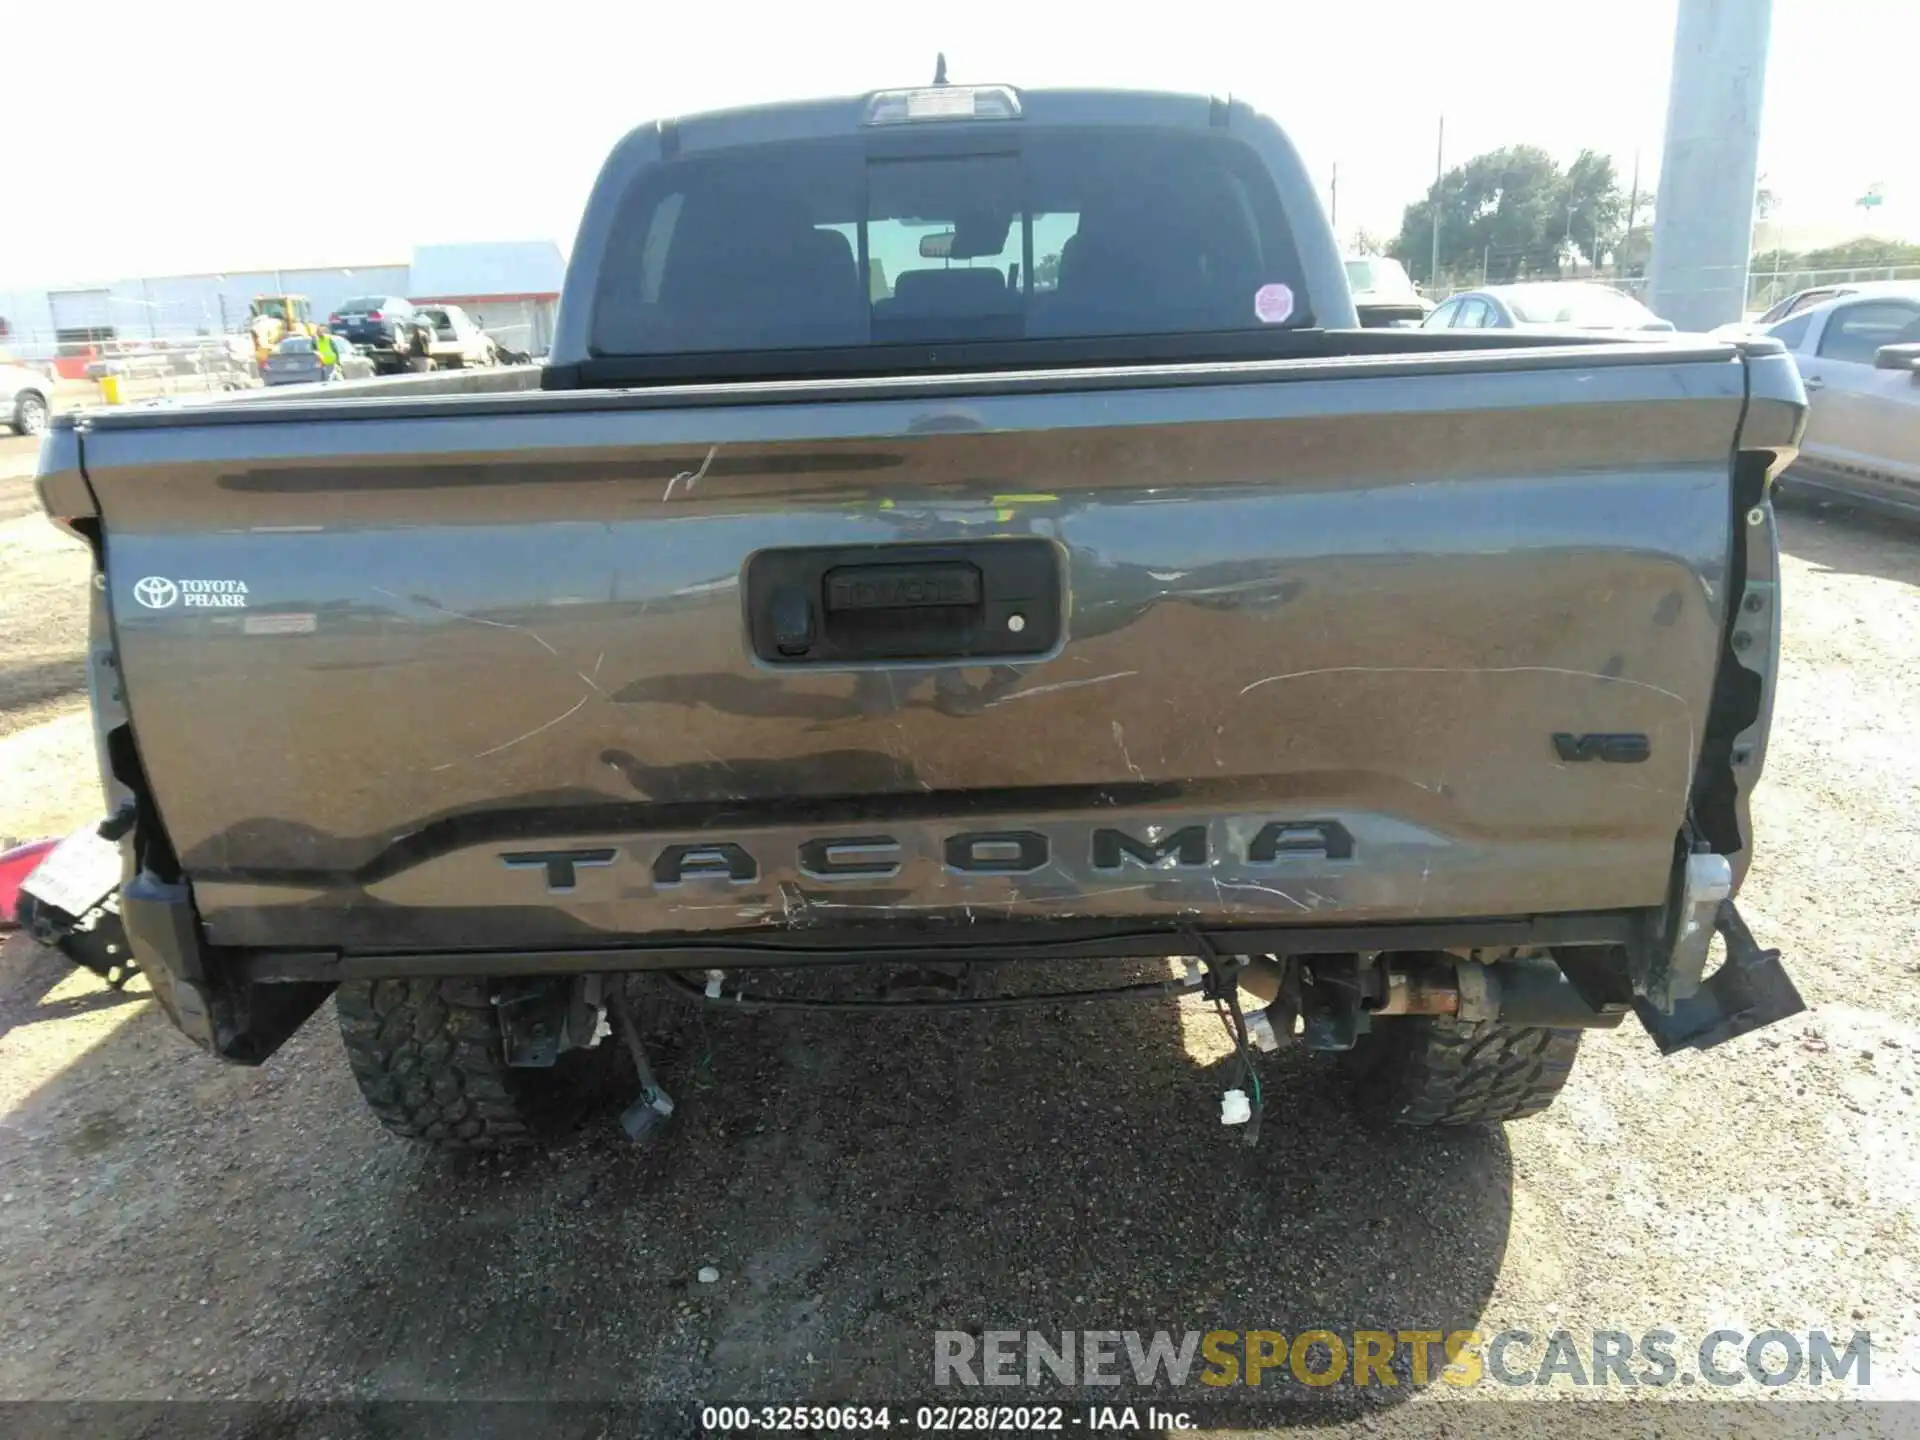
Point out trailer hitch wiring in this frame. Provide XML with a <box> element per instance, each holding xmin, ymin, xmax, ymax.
<box><xmin>662</xmin><ymin>968</ymin><xmax>1203</xmax><ymax>1014</ymax></box>
<box><xmin>1191</xmin><ymin>930</ymin><xmax>1264</xmax><ymax>1148</ymax></box>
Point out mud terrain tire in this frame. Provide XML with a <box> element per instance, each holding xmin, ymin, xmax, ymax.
<box><xmin>336</xmin><ymin>978</ymin><xmax>608</xmax><ymax>1149</ymax></box>
<box><xmin>1342</xmin><ymin>1016</ymin><xmax>1580</xmax><ymax>1127</ymax></box>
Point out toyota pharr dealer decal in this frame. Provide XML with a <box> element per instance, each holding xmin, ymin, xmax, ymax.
<box><xmin>131</xmin><ymin>576</ymin><xmax>249</xmax><ymax>609</ymax></box>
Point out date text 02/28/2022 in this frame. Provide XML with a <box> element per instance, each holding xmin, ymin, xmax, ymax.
<box><xmin>698</xmin><ymin>1405</ymin><xmax>1194</xmax><ymax>1432</ymax></box>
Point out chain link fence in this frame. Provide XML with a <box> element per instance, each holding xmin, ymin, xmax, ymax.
<box><xmin>1420</xmin><ymin>255</ymin><xmax>1920</xmax><ymax>317</ymax></box>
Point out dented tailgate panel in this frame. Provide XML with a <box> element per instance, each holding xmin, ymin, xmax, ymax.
<box><xmin>80</xmin><ymin>354</ymin><xmax>1749</xmax><ymax>949</ymax></box>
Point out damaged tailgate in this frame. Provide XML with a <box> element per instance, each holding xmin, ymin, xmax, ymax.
<box><xmin>71</xmin><ymin>343</ymin><xmax>1793</xmax><ymax>953</ymax></box>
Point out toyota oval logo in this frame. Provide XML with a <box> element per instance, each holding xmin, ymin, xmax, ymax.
<box><xmin>133</xmin><ymin>576</ymin><xmax>179</xmax><ymax>609</ymax></box>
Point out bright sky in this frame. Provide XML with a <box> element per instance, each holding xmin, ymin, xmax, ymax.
<box><xmin>3</xmin><ymin>0</ymin><xmax>1912</xmax><ymax>286</ymax></box>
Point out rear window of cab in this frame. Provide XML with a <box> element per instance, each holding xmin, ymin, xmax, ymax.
<box><xmin>591</xmin><ymin>128</ymin><xmax>1311</xmax><ymax>357</ymax></box>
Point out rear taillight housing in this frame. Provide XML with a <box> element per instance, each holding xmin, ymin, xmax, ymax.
<box><xmin>0</xmin><ymin>838</ymin><xmax>57</xmax><ymax>927</ymax></box>
<box><xmin>368</xmin><ymin>311</ymin><xmax>383</xmax><ymax>321</ymax></box>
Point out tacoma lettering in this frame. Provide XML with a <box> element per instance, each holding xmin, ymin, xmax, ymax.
<box><xmin>1091</xmin><ymin>824</ymin><xmax>1209</xmax><ymax>870</ymax></box>
<box><xmin>499</xmin><ymin>820</ymin><xmax>1356</xmax><ymax>892</ymax></box>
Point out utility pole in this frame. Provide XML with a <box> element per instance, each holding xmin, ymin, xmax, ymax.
<box><xmin>1647</xmin><ymin>0</ymin><xmax>1773</xmax><ymax>329</ymax></box>
<box><xmin>1623</xmin><ymin>149</ymin><xmax>1642</xmax><ymax>279</ymax></box>
<box><xmin>1429</xmin><ymin>116</ymin><xmax>1444</xmax><ymax>285</ymax></box>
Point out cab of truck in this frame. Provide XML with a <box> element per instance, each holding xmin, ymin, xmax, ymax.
<box><xmin>1343</xmin><ymin>255</ymin><xmax>1433</xmax><ymax>327</ymax></box>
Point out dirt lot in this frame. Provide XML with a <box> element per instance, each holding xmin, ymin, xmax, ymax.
<box><xmin>2</xmin><ymin>450</ymin><xmax>1918</xmax><ymax>1434</ymax></box>
<box><xmin>0</xmin><ymin>442</ymin><xmax>91</xmax><ymax>829</ymax></box>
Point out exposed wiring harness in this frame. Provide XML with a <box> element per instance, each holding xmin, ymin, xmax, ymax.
<box><xmin>1215</xmin><ymin>992</ymin><xmax>1264</xmax><ymax>1148</ymax></box>
<box><xmin>664</xmin><ymin>969</ymin><xmax>1203</xmax><ymax>1013</ymax></box>
<box><xmin>1191</xmin><ymin>930</ymin><xmax>1264</xmax><ymax>1148</ymax></box>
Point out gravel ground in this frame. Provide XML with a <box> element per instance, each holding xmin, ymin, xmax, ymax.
<box><xmin>1</xmin><ymin>483</ymin><xmax>1918</xmax><ymax>1437</ymax></box>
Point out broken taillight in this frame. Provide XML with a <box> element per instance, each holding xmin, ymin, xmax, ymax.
<box><xmin>0</xmin><ymin>838</ymin><xmax>58</xmax><ymax>928</ymax></box>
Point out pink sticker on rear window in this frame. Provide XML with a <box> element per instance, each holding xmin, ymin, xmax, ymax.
<box><xmin>1254</xmin><ymin>283</ymin><xmax>1295</xmax><ymax>325</ymax></box>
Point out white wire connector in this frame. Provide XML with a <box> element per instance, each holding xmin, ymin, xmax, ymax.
<box><xmin>705</xmin><ymin>969</ymin><xmax>726</xmax><ymax>999</ymax></box>
<box><xmin>1220</xmin><ymin>1088</ymin><xmax>1252</xmax><ymax>1126</ymax></box>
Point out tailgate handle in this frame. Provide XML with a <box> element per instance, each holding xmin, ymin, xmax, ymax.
<box><xmin>824</xmin><ymin>563</ymin><xmax>982</xmax><ymax>613</ymax></box>
<box><xmin>745</xmin><ymin>540</ymin><xmax>1059</xmax><ymax>666</ymax></box>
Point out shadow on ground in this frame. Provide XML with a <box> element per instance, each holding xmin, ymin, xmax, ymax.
<box><xmin>0</xmin><ymin>943</ymin><xmax>1513</xmax><ymax>1425</ymax></box>
<box><xmin>0</xmin><ymin>935</ymin><xmax>142</xmax><ymax>1046</ymax></box>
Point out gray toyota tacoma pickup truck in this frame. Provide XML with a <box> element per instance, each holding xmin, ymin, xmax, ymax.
<box><xmin>29</xmin><ymin>83</ymin><xmax>1807</xmax><ymax>1149</ymax></box>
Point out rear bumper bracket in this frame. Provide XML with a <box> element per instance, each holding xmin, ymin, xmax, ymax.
<box><xmin>1633</xmin><ymin>900</ymin><xmax>1804</xmax><ymax>1054</ymax></box>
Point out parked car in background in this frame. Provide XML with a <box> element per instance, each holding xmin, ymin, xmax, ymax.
<box><xmin>327</xmin><ymin>296</ymin><xmax>435</xmax><ymax>373</ymax></box>
<box><xmin>1343</xmin><ymin>255</ymin><xmax>1433</xmax><ymax>327</ymax></box>
<box><xmin>1755</xmin><ymin>279</ymin><xmax>1920</xmax><ymax>327</ymax></box>
<box><xmin>1762</xmin><ymin>285</ymin><xmax>1920</xmax><ymax>517</ymax></box>
<box><xmin>415</xmin><ymin>305</ymin><xmax>499</xmax><ymax>368</ymax></box>
<box><xmin>1714</xmin><ymin>279</ymin><xmax>1920</xmax><ymax>338</ymax></box>
<box><xmin>1424</xmin><ymin>282</ymin><xmax>1675</xmax><ymax>333</ymax></box>
<box><xmin>261</xmin><ymin>334</ymin><xmax>377</xmax><ymax>387</ymax></box>
<box><xmin>1</xmin><ymin>361</ymin><xmax>52</xmax><ymax>436</ymax></box>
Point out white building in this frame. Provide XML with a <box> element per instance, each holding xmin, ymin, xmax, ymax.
<box><xmin>0</xmin><ymin>240</ymin><xmax>564</xmax><ymax>364</ymax></box>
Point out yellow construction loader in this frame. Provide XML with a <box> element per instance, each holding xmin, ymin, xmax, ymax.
<box><xmin>246</xmin><ymin>295</ymin><xmax>319</xmax><ymax>367</ymax></box>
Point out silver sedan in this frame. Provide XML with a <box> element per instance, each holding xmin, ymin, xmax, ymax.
<box><xmin>1763</xmin><ymin>285</ymin><xmax>1920</xmax><ymax>518</ymax></box>
<box><xmin>1422</xmin><ymin>282</ymin><xmax>1675</xmax><ymax>333</ymax></box>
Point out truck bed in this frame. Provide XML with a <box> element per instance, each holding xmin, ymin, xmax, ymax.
<box><xmin>42</xmin><ymin>337</ymin><xmax>1799</xmax><ymax>961</ymax></box>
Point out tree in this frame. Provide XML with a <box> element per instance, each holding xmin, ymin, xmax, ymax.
<box><xmin>1614</xmin><ymin>225</ymin><xmax>1654</xmax><ymax>279</ymax></box>
<box><xmin>1390</xmin><ymin>145</ymin><xmax>1564</xmax><ymax>284</ymax></box>
<box><xmin>1348</xmin><ymin>227</ymin><xmax>1389</xmax><ymax>257</ymax></box>
<box><xmin>1560</xmin><ymin>150</ymin><xmax>1626</xmax><ymax>268</ymax></box>
<box><xmin>1389</xmin><ymin>144</ymin><xmax>1632</xmax><ymax>285</ymax></box>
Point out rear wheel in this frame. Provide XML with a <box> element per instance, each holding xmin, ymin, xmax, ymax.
<box><xmin>335</xmin><ymin>977</ymin><xmax>613</xmax><ymax>1149</ymax></box>
<box><xmin>1342</xmin><ymin>1016</ymin><xmax>1580</xmax><ymax>1127</ymax></box>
